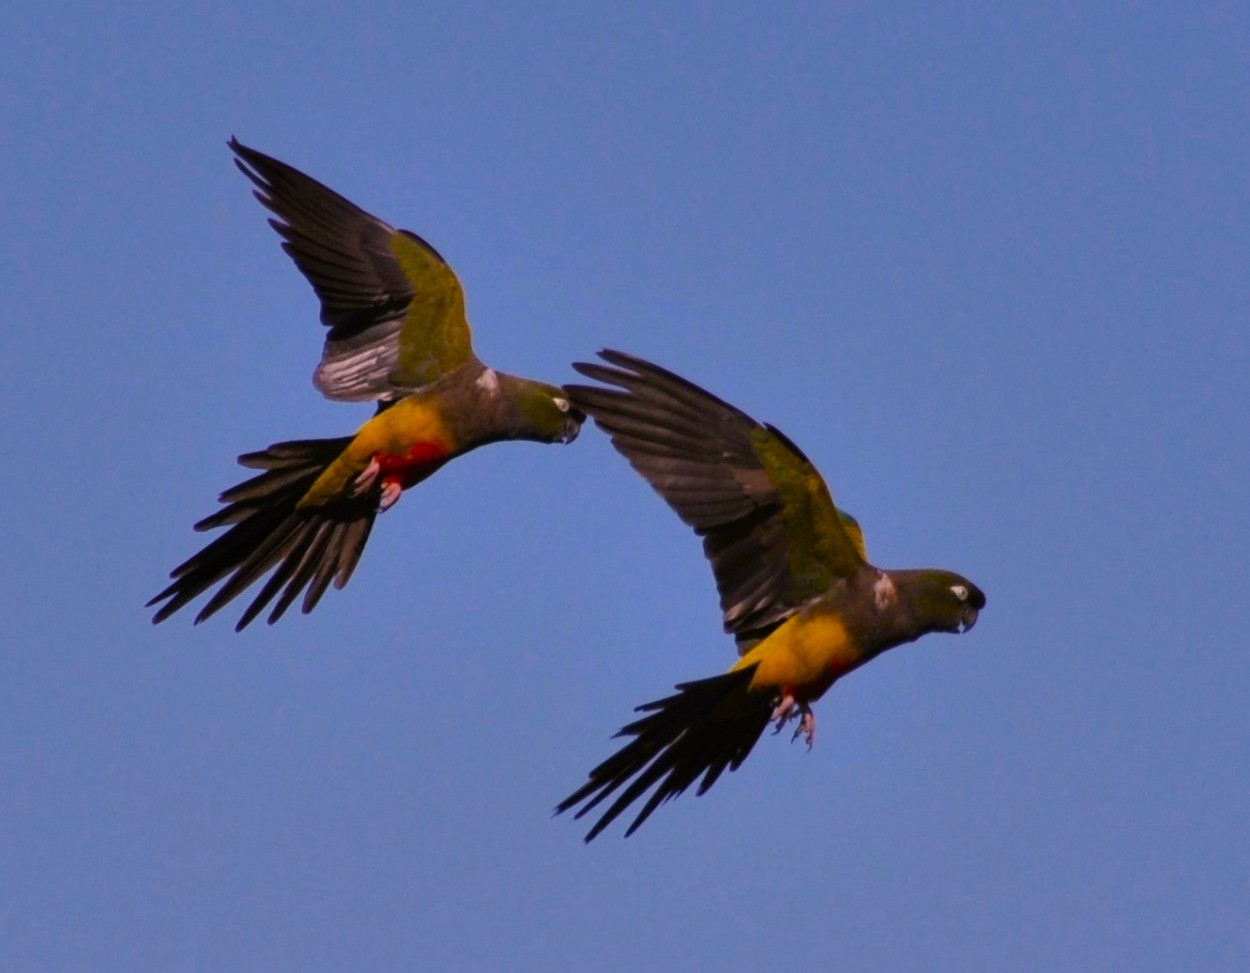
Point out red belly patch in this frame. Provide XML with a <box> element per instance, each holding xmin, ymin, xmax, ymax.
<box><xmin>375</xmin><ymin>440</ymin><xmax>450</xmax><ymax>490</ymax></box>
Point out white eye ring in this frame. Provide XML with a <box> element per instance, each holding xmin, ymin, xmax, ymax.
<box><xmin>554</xmin><ymin>397</ymin><xmax>571</xmax><ymax>413</ymax></box>
<box><xmin>951</xmin><ymin>584</ymin><xmax>968</xmax><ymax>601</ymax></box>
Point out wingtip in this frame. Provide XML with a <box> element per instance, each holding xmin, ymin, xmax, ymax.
<box><xmin>571</xmin><ymin>348</ymin><xmax>638</xmax><ymax>378</ymax></box>
<box><xmin>227</xmin><ymin>135</ymin><xmax>254</xmax><ymax>163</ymax></box>
<box><xmin>595</xmin><ymin>348</ymin><xmax>644</xmax><ymax>373</ymax></box>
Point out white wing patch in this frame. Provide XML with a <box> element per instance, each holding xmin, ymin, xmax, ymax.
<box><xmin>315</xmin><ymin>319</ymin><xmax>403</xmax><ymax>402</ymax></box>
<box><xmin>475</xmin><ymin>368</ymin><xmax>501</xmax><ymax>395</ymax></box>
<box><xmin>873</xmin><ymin>572</ymin><xmax>897</xmax><ymax>610</ymax></box>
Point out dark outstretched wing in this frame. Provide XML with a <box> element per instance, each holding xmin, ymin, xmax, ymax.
<box><xmin>556</xmin><ymin>666</ymin><xmax>772</xmax><ymax>841</ymax></box>
<box><xmin>568</xmin><ymin>350</ymin><xmax>865</xmax><ymax>647</ymax></box>
<box><xmin>229</xmin><ymin>138</ymin><xmax>475</xmax><ymax>401</ymax></box>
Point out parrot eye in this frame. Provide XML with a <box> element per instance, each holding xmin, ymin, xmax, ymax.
<box><xmin>554</xmin><ymin>397</ymin><xmax>571</xmax><ymax>413</ymax></box>
<box><xmin>950</xmin><ymin>584</ymin><xmax>968</xmax><ymax>601</ymax></box>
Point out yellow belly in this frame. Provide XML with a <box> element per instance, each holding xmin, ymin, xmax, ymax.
<box><xmin>732</xmin><ymin>610</ymin><xmax>862</xmax><ymax>695</ymax></box>
<box><xmin>356</xmin><ymin>397</ymin><xmax>453</xmax><ymax>455</ymax></box>
<box><xmin>298</xmin><ymin>398</ymin><xmax>454</xmax><ymax>508</ymax></box>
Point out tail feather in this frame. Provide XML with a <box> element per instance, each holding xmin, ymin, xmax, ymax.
<box><xmin>214</xmin><ymin>466</ymin><xmax>321</xmax><ymax>508</ymax></box>
<box><xmin>334</xmin><ymin>516</ymin><xmax>374</xmax><ymax>586</ymax></box>
<box><xmin>302</xmin><ymin>520</ymin><xmax>347</xmax><ymax>608</ymax></box>
<box><xmin>234</xmin><ymin>525</ymin><xmax>312</xmax><ymax>629</ymax></box>
<box><xmin>148</xmin><ymin>436</ymin><xmax>377</xmax><ymax>630</ymax></box>
<box><xmin>556</xmin><ymin>665</ymin><xmax>772</xmax><ymax>841</ymax></box>
<box><xmin>190</xmin><ymin>511</ymin><xmax>306</xmax><ymax>620</ymax></box>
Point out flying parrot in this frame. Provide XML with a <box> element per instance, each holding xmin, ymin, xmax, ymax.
<box><xmin>149</xmin><ymin>139</ymin><xmax>584</xmax><ymax>630</ymax></box>
<box><xmin>557</xmin><ymin>351</ymin><xmax>985</xmax><ymax>840</ymax></box>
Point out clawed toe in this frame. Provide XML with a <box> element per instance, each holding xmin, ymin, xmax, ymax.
<box><xmin>378</xmin><ymin>479</ymin><xmax>402</xmax><ymax>512</ymax></box>
<box><xmin>792</xmin><ymin>708</ymin><xmax>815</xmax><ymax>749</ymax></box>
<box><xmin>771</xmin><ymin>693</ymin><xmax>815</xmax><ymax>748</ymax></box>
<box><xmin>351</xmin><ymin>457</ymin><xmax>381</xmax><ymax>497</ymax></box>
<box><xmin>350</xmin><ymin>457</ymin><xmax>403</xmax><ymax>512</ymax></box>
<box><xmin>770</xmin><ymin>693</ymin><xmax>795</xmax><ymax>733</ymax></box>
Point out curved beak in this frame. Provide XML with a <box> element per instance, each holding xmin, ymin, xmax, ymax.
<box><xmin>562</xmin><ymin>412</ymin><xmax>585</xmax><ymax>444</ymax></box>
<box><xmin>958</xmin><ymin>605</ymin><xmax>980</xmax><ymax>634</ymax></box>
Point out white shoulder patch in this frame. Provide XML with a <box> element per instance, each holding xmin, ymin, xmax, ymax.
<box><xmin>873</xmin><ymin>572</ymin><xmax>897</xmax><ymax>610</ymax></box>
<box><xmin>475</xmin><ymin>368</ymin><xmax>500</xmax><ymax>395</ymax></box>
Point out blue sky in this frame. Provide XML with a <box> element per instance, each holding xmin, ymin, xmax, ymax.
<box><xmin>3</xmin><ymin>2</ymin><xmax>1247</xmax><ymax>969</ymax></box>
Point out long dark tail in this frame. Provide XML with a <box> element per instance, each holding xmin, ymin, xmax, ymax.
<box><xmin>556</xmin><ymin>665</ymin><xmax>772</xmax><ymax>841</ymax></box>
<box><xmin>148</xmin><ymin>437</ymin><xmax>376</xmax><ymax>630</ymax></box>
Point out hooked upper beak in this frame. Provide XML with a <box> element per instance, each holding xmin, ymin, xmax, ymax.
<box><xmin>562</xmin><ymin>410</ymin><xmax>586</xmax><ymax>444</ymax></box>
<box><xmin>958</xmin><ymin>605</ymin><xmax>980</xmax><ymax>634</ymax></box>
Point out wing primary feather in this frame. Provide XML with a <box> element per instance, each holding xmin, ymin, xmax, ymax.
<box><xmin>568</xmin><ymin>349</ymin><xmax>864</xmax><ymax>641</ymax></box>
<box><xmin>228</xmin><ymin>138</ymin><xmax>424</xmax><ymax>403</ymax></box>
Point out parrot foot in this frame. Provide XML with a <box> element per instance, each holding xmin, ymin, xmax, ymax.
<box><xmin>793</xmin><ymin>708</ymin><xmax>815</xmax><ymax>750</ymax></box>
<box><xmin>771</xmin><ymin>693</ymin><xmax>796</xmax><ymax>727</ymax></box>
<box><xmin>351</xmin><ymin>457</ymin><xmax>403</xmax><ymax>512</ymax></box>
<box><xmin>770</xmin><ymin>694</ymin><xmax>815</xmax><ymax>749</ymax></box>
<box><xmin>378</xmin><ymin>478</ymin><xmax>402</xmax><ymax>512</ymax></box>
<box><xmin>351</xmin><ymin>457</ymin><xmax>381</xmax><ymax>497</ymax></box>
